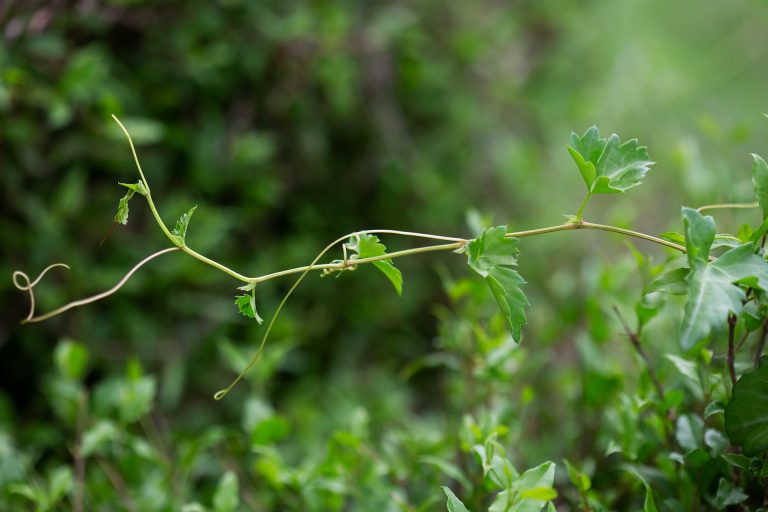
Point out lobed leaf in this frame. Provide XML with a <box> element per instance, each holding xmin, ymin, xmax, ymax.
<box><xmin>235</xmin><ymin>294</ymin><xmax>263</xmax><ymax>324</ymax></box>
<box><xmin>346</xmin><ymin>234</ymin><xmax>403</xmax><ymax>295</ymax></box>
<box><xmin>679</xmin><ymin>208</ymin><xmax>768</xmax><ymax>349</ymax></box>
<box><xmin>568</xmin><ymin>126</ymin><xmax>653</xmax><ymax>194</ymax></box>
<box><xmin>465</xmin><ymin>226</ymin><xmax>528</xmax><ymax>341</ymax></box>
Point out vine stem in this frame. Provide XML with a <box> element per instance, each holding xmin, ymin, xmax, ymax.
<box><xmin>697</xmin><ymin>201</ymin><xmax>759</xmax><ymax>213</ymax></box>
<box><xmin>13</xmin><ymin>116</ymin><xmax>711</xmax><ymax>398</ymax></box>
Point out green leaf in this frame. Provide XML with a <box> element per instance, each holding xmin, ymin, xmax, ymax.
<box><xmin>752</xmin><ymin>154</ymin><xmax>768</xmax><ymax>220</ymax></box>
<box><xmin>650</xmin><ymin>267</ymin><xmax>689</xmax><ymax>295</ymax></box>
<box><xmin>466</xmin><ymin>226</ymin><xmax>528</xmax><ymax>341</ymax></box>
<box><xmin>118</xmin><ymin>181</ymin><xmax>148</xmax><ymax>196</ymax></box>
<box><xmin>643</xmin><ymin>485</ymin><xmax>659</xmax><ymax>512</ymax></box>
<box><xmin>568</xmin><ymin>126</ymin><xmax>653</xmax><ymax>194</ymax></box>
<box><xmin>563</xmin><ymin>459</ymin><xmax>591</xmax><ymax>493</ymax></box>
<box><xmin>466</xmin><ymin>226</ymin><xmax>520</xmax><ymax>273</ymax></box>
<box><xmin>680</xmin><ymin>243</ymin><xmax>768</xmax><ymax>349</ymax></box>
<box><xmin>442</xmin><ymin>486</ymin><xmax>470</xmax><ymax>512</ymax></box>
<box><xmin>115</xmin><ymin>189</ymin><xmax>134</xmax><ymax>225</ymax></box>
<box><xmin>235</xmin><ymin>294</ymin><xmax>263</xmax><ymax>324</ymax></box>
<box><xmin>213</xmin><ymin>471</ymin><xmax>240</xmax><ymax>512</ymax></box>
<box><xmin>172</xmin><ymin>205</ymin><xmax>197</xmax><ymax>245</ymax></box>
<box><xmin>682</xmin><ymin>207</ymin><xmax>715</xmax><ymax>267</ymax></box>
<box><xmin>346</xmin><ymin>234</ymin><xmax>403</xmax><ymax>295</ymax></box>
<box><xmin>725</xmin><ymin>357</ymin><xmax>768</xmax><ymax>455</ymax></box>
<box><xmin>714</xmin><ymin>478</ymin><xmax>748</xmax><ymax>510</ymax></box>
<box><xmin>54</xmin><ymin>339</ymin><xmax>89</xmax><ymax>381</ymax></box>
<box><xmin>490</xmin><ymin>462</ymin><xmax>556</xmax><ymax>512</ymax></box>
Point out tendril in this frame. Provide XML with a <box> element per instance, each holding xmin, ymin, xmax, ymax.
<box><xmin>12</xmin><ymin>263</ymin><xmax>71</xmax><ymax>323</ymax></box>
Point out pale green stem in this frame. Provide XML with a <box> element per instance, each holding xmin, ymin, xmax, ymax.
<box><xmin>576</xmin><ymin>192</ymin><xmax>592</xmax><ymax>221</ymax></box>
<box><xmin>697</xmin><ymin>201</ymin><xmax>759</xmax><ymax>213</ymax></box>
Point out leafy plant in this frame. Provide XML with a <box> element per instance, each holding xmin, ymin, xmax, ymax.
<box><xmin>11</xmin><ymin>116</ymin><xmax>768</xmax><ymax>510</ymax></box>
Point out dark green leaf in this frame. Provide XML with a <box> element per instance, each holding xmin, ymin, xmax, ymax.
<box><xmin>725</xmin><ymin>357</ymin><xmax>768</xmax><ymax>455</ymax></box>
<box><xmin>650</xmin><ymin>267</ymin><xmax>689</xmax><ymax>295</ymax></box>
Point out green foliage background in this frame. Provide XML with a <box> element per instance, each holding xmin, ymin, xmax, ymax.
<box><xmin>2</xmin><ymin>1</ymin><xmax>768</xmax><ymax>510</ymax></box>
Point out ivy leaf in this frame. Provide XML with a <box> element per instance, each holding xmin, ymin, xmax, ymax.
<box><xmin>235</xmin><ymin>294</ymin><xmax>263</xmax><ymax>324</ymax></box>
<box><xmin>172</xmin><ymin>206</ymin><xmax>197</xmax><ymax>245</ymax></box>
<box><xmin>346</xmin><ymin>234</ymin><xmax>403</xmax><ymax>295</ymax></box>
<box><xmin>442</xmin><ymin>487</ymin><xmax>470</xmax><ymax>512</ymax></box>
<box><xmin>568</xmin><ymin>126</ymin><xmax>654</xmax><ymax>194</ymax></box>
<box><xmin>466</xmin><ymin>226</ymin><xmax>529</xmax><ymax>341</ymax></box>
<box><xmin>752</xmin><ymin>154</ymin><xmax>768</xmax><ymax>221</ymax></box>
<box><xmin>680</xmin><ymin>209</ymin><xmax>768</xmax><ymax>349</ymax></box>
<box><xmin>466</xmin><ymin>226</ymin><xmax>520</xmax><ymax>272</ymax></box>
<box><xmin>725</xmin><ymin>356</ymin><xmax>768</xmax><ymax>455</ymax></box>
<box><xmin>115</xmin><ymin>190</ymin><xmax>134</xmax><ymax>225</ymax></box>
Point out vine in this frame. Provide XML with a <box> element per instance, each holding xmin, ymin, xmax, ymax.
<box><xmin>12</xmin><ymin>118</ymin><xmax>768</xmax><ymax>416</ymax></box>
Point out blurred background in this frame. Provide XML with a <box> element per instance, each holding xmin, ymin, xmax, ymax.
<box><xmin>2</xmin><ymin>0</ymin><xmax>768</xmax><ymax>510</ymax></box>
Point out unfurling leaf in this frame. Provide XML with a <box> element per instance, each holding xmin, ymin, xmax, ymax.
<box><xmin>679</xmin><ymin>208</ymin><xmax>768</xmax><ymax>349</ymax></box>
<box><xmin>115</xmin><ymin>190</ymin><xmax>134</xmax><ymax>225</ymax></box>
<box><xmin>466</xmin><ymin>226</ymin><xmax>529</xmax><ymax>341</ymax></box>
<box><xmin>172</xmin><ymin>205</ymin><xmax>197</xmax><ymax>245</ymax></box>
<box><xmin>752</xmin><ymin>154</ymin><xmax>768</xmax><ymax>220</ymax></box>
<box><xmin>113</xmin><ymin>181</ymin><xmax>148</xmax><ymax>226</ymax></box>
<box><xmin>235</xmin><ymin>294</ymin><xmax>263</xmax><ymax>324</ymax></box>
<box><xmin>568</xmin><ymin>126</ymin><xmax>654</xmax><ymax>194</ymax></box>
<box><xmin>346</xmin><ymin>234</ymin><xmax>403</xmax><ymax>295</ymax></box>
<box><xmin>725</xmin><ymin>356</ymin><xmax>768</xmax><ymax>455</ymax></box>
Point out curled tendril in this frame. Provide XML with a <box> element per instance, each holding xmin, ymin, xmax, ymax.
<box><xmin>11</xmin><ymin>248</ymin><xmax>178</xmax><ymax>324</ymax></box>
<box><xmin>12</xmin><ymin>263</ymin><xmax>71</xmax><ymax>323</ymax></box>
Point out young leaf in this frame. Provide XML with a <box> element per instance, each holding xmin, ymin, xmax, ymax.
<box><xmin>172</xmin><ymin>205</ymin><xmax>197</xmax><ymax>245</ymax></box>
<box><xmin>235</xmin><ymin>294</ymin><xmax>263</xmax><ymax>324</ymax></box>
<box><xmin>115</xmin><ymin>189</ymin><xmax>134</xmax><ymax>225</ymax></box>
<box><xmin>118</xmin><ymin>181</ymin><xmax>148</xmax><ymax>196</ymax></box>
<box><xmin>442</xmin><ymin>487</ymin><xmax>470</xmax><ymax>512</ymax></box>
<box><xmin>346</xmin><ymin>234</ymin><xmax>403</xmax><ymax>295</ymax></box>
<box><xmin>568</xmin><ymin>126</ymin><xmax>654</xmax><ymax>194</ymax></box>
<box><xmin>466</xmin><ymin>226</ymin><xmax>529</xmax><ymax>341</ymax></box>
<box><xmin>682</xmin><ymin>207</ymin><xmax>715</xmax><ymax>267</ymax></box>
<box><xmin>725</xmin><ymin>357</ymin><xmax>768</xmax><ymax>455</ymax></box>
<box><xmin>752</xmin><ymin>154</ymin><xmax>768</xmax><ymax>220</ymax></box>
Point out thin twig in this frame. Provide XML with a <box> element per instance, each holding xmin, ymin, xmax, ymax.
<box><xmin>612</xmin><ymin>306</ymin><xmax>666</xmax><ymax>402</ymax></box>
<box><xmin>96</xmin><ymin>458</ymin><xmax>137</xmax><ymax>512</ymax></box>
